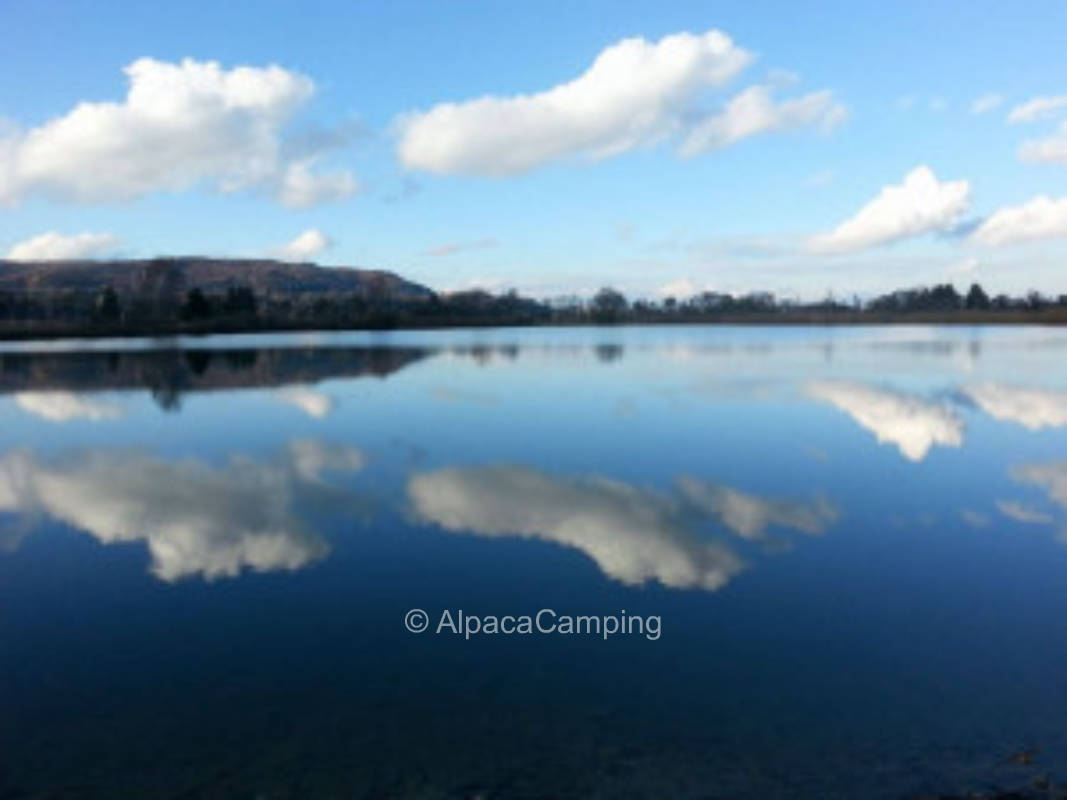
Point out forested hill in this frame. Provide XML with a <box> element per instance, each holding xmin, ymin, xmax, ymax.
<box><xmin>0</xmin><ymin>256</ymin><xmax>546</xmax><ymax>337</ymax></box>
<box><xmin>0</xmin><ymin>257</ymin><xmax>433</xmax><ymax>300</ymax></box>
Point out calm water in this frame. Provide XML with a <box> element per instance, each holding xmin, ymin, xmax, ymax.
<box><xmin>2</xmin><ymin>325</ymin><xmax>1067</xmax><ymax>799</ymax></box>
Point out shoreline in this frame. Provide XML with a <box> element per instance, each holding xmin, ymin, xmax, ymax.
<box><xmin>3</xmin><ymin>309</ymin><xmax>1067</xmax><ymax>343</ymax></box>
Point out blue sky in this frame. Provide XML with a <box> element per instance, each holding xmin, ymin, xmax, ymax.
<box><xmin>1</xmin><ymin>0</ymin><xmax>1066</xmax><ymax>299</ymax></box>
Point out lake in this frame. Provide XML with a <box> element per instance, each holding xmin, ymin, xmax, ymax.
<box><xmin>2</xmin><ymin>325</ymin><xmax>1066</xmax><ymax>799</ymax></box>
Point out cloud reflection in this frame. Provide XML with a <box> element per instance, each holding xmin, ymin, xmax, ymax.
<box><xmin>962</xmin><ymin>383</ymin><xmax>1067</xmax><ymax>431</ymax></box>
<box><xmin>275</xmin><ymin>386</ymin><xmax>335</xmax><ymax>419</ymax></box>
<box><xmin>678</xmin><ymin>478</ymin><xmax>839</xmax><ymax>540</ymax></box>
<box><xmin>959</xmin><ymin>509</ymin><xmax>991</xmax><ymax>528</ymax></box>
<box><xmin>996</xmin><ymin>499</ymin><xmax>1054</xmax><ymax>525</ymax></box>
<box><xmin>1006</xmin><ymin>463</ymin><xmax>1067</xmax><ymax>544</ymax></box>
<box><xmin>408</xmin><ymin>465</ymin><xmax>837</xmax><ymax>591</ymax></box>
<box><xmin>13</xmin><ymin>391</ymin><xmax>123</xmax><ymax>422</ymax></box>
<box><xmin>0</xmin><ymin>440</ymin><xmax>363</xmax><ymax>581</ymax></box>
<box><xmin>1011</xmin><ymin>463</ymin><xmax>1067</xmax><ymax>511</ymax></box>
<box><xmin>807</xmin><ymin>380</ymin><xmax>964</xmax><ymax>461</ymax></box>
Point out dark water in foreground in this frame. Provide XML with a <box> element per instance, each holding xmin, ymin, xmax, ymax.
<box><xmin>2</xmin><ymin>325</ymin><xmax>1067</xmax><ymax>799</ymax></box>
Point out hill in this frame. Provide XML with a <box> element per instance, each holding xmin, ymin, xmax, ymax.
<box><xmin>0</xmin><ymin>257</ymin><xmax>434</xmax><ymax>301</ymax></box>
<box><xmin>0</xmin><ymin>256</ymin><xmax>551</xmax><ymax>338</ymax></box>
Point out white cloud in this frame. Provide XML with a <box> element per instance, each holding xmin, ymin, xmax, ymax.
<box><xmin>1007</xmin><ymin>95</ymin><xmax>1067</xmax><ymax>124</ymax></box>
<box><xmin>275</xmin><ymin>386</ymin><xmax>335</xmax><ymax>419</ymax></box>
<box><xmin>962</xmin><ymin>383</ymin><xmax>1067</xmax><ymax>430</ymax></box>
<box><xmin>808</xmin><ymin>381</ymin><xmax>964</xmax><ymax>462</ymax></box>
<box><xmin>970</xmin><ymin>93</ymin><xmax>1004</xmax><ymax>114</ymax></box>
<box><xmin>678</xmin><ymin>85</ymin><xmax>846</xmax><ymax>156</ymax></box>
<box><xmin>408</xmin><ymin>465</ymin><xmax>836</xmax><ymax>591</ymax></box>
<box><xmin>1009</xmin><ymin>96</ymin><xmax>1067</xmax><ymax>164</ymax></box>
<box><xmin>7</xmin><ymin>231</ymin><xmax>119</xmax><ymax>260</ymax></box>
<box><xmin>1018</xmin><ymin>121</ymin><xmax>1067</xmax><ymax>165</ymax></box>
<box><xmin>397</xmin><ymin>30</ymin><xmax>756</xmax><ymax>175</ymax></box>
<box><xmin>0</xmin><ymin>441</ymin><xmax>362</xmax><ymax>581</ymax></box>
<box><xmin>996</xmin><ymin>500</ymin><xmax>1053</xmax><ymax>525</ymax></box>
<box><xmin>274</xmin><ymin>228</ymin><xmax>332</xmax><ymax>261</ymax></box>
<box><xmin>0</xmin><ymin>58</ymin><xmax>356</xmax><ymax>206</ymax></box>
<box><xmin>808</xmin><ymin>166</ymin><xmax>970</xmax><ymax>254</ymax></box>
<box><xmin>970</xmin><ymin>194</ymin><xmax>1067</xmax><ymax>246</ymax></box>
<box><xmin>13</xmin><ymin>392</ymin><xmax>123</xmax><ymax>422</ymax></box>
<box><xmin>276</xmin><ymin>159</ymin><xmax>358</xmax><ymax>208</ymax></box>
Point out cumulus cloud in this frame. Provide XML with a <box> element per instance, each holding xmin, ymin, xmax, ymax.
<box><xmin>276</xmin><ymin>159</ymin><xmax>358</xmax><ymax>208</ymax></box>
<box><xmin>807</xmin><ymin>380</ymin><xmax>964</xmax><ymax>462</ymax></box>
<box><xmin>274</xmin><ymin>228</ymin><xmax>332</xmax><ymax>261</ymax></box>
<box><xmin>407</xmin><ymin>465</ymin><xmax>836</xmax><ymax>590</ymax></box>
<box><xmin>961</xmin><ymin>383</ymin><xmax>1067</xmax><ymax>430</ymax></box>
<box><xmin>1018</xmin><ymin>122</ymin><xmax>1067</xmax><ymax>165</ymax></box>
<box><xmin>808</xmin><ymin>166</ymin><xmax>970</xmax><ymax>254</ymax></box>
<box><xmin>396</xmin><ymin>30</ymin><xmax>815</xmax><ymax>176</ymax></box>
<box><xmin>1007</xmin><ymin>95</ymin><xmax>1067</xmax><ymax>124</ymax></box>
<box><xmin>996</xmin><ymin>500</ymin><xmax>1054</xmax><ymax>525</ymax></box>
<box><xmin>0</xmin><ymin>58</ymin><xmax>356</xmax><ymax>206</ymax></box>
<box><xmin>0</xmin><ymin>440</ymin><xmax>363</xmax><ymax>581</ymax></box>
<box><xmin>7</xmin><ymin>231</ymin><xmax>119</xmax><ymax>260</ymax></box>
<box><xmin>1008</xmin><ymin>95</ymin><xmax>1067</xmax><ymax>163</ymax></box>
<box><xmin>970</xmin><ymin>93</ymin><xmax>1004</xmax><ymax>115</ymax></box>
<box><xmin>678</xmin><ymin>85</ymin><xmax>846</xmax><ymax>156</ymax></box>
<box><xmin>13</xmin><ymin>392</ymin><xmax>123</xmax><ymax>422</ymax></box>
<box><xmin>275</xmin><ymin>386</ymin><xmax>335</xmax><ymax>419</ymax></box>
<box><xmin>969</xmin><ymin>194</ymin><xmax>1067</xmax><ymax>246</ymax></box>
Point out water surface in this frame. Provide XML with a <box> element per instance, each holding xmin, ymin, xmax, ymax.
<box><xmin>2</xmin><ymin>325</ymin><xmax>1067</xmax><ymax>798</ymax></box>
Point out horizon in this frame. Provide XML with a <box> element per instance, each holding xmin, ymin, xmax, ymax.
<box><xmin>2</xmin><ymin>0</ymin><xmax>1067</xmax><ymax>301</ymax></box>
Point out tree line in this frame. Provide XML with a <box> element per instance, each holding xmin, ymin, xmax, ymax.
<box><xmin>558</xmin><ymin>283</ymin><xmax>1067</xmax><ymax>323</ymax></box>
<box><xmin>1</xmin><ymin>280</ymin><xmax>1066</xmax><ymax>338</ymax></box>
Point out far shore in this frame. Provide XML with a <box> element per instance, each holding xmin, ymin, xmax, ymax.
<box><xmin>3</xmin><ymin>308</ymin><xmax>1067</xmax><ymax>344</ymax></box>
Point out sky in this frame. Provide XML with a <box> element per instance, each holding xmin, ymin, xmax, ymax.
<box><xmin>1</xmin><ymin>0</ymin><xmax>1066</xmax><ymax>300</ymax></box>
